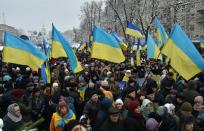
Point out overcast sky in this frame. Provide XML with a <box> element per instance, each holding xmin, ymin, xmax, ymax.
<box><xmin>0</xmin><ymin>0</ymin><xmax>100</xmax><ymax>32</ymax></box>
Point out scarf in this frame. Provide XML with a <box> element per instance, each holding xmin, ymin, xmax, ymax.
<box><xmin>7</xmin><ymin>103</ymin><xmax>22</xmax><ymax>123</ymax></box>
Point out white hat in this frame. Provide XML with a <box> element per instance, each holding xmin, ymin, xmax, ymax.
<box><xmin>115</xmin><ymin>99</ymin><xmax>123</xmax><ymax>105</ymax></box>
<box><xmin>26</xmin><ymin>67</ymin><xmax>31</xmax><ymax>71</ymax></box>
<box><xmin>52</xmin><ymin>82</ymin><xmax>59</xmax><ymax>88</ymax></box>
<box><xmin>16</xmin><ymin>67</ymin><xmax>20</xmax><ymax>71</ymax></box>
<box><xmin>84</xmin><ymin>64</ymin><xmax>89</xmax><ymax>68</ymax></box>
<box><xmin>126</xmin><ymin>70</ymin><xmax>131</xmax><ymax>73</ymax></box>
<box><xmin>0</xmin><ymin>118</ymin><xmax>3</xmax><ymax>130</ymax></box>
<box><xmin>107</xmin><ymin>71</ymin><xmax>112</xmax><ymax>76</ymax></box>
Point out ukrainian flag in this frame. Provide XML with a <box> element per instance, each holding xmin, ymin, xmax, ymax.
<box><xmin>125</xmin><ymin>22</ymin><xmax>143</xmax><ymax>38</ymax></box>
<box><xmin>112</xmin><ymin>32</ymin><xmax>127</xmax><ymax>50</ymax></box>
<box><xmin>155</xmin><ymin>17</ymin><xmax>168</xmax><ymax>45</ymax></box>
<box><xmin>161</xmin><ymin>24</ymin><xmax>204</xmax><ymax>80</ymax></box>
<box><xmin>41</xmin><ymin>63</ymin><xmax>51</xmax><ymax>83</ymax></box>
<box><xmin>51</xmin><ymin>24</ymin><xmax>83</xmax><ymax>73</ymax></box>
<box><xmin>136</xmin><ymin>49</ymin><xmax>141</xmax><ymax>66</ymax></box>
<box><xmin>147</xmin><ymin>34</ymin><xmax>162</xmax><ymax>60</ymax></box>
<box><xmin>91</xmin><ymin>26</ymin><xmax>125</xmax><ymax>63</ymax></box>
<box><xmin>41</xmin><ymin>39</ymin><xmax>51</xmax><ymax>83</ymax></box>
<box><xmin>2</xmin><ymin>32</ymin><xmax>47</xmax><ymax>71</ymax></box>
<box><xmin>78</xmin><ymin>42</ymin><xmax>86</xmax><ymax>51</ymax></box>
<box><xmin>200</xmin><ymin>38</ymin><xmax>204</xmax><ymax>48</ymax></box>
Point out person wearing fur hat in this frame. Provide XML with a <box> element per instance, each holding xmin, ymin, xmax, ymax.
<box><xmin>83</xmin><ymin>91</ymin><xmax>101</xmax><ymax>129</ymax></box>
<box><xmin>125</xmin><ymin>100</ymin><xmax>146</xmax><ymax>131</ymax></box>
<box><xmin>99</xmin><ymin>106</ymin><xmax>125</xmax><ymax>131</ymax></box>
<box><xmin>115</xmin><ymin>98</ymin><xmax>128</xmax><ymax>120</ymax></box>
<box><xmin>3</xmin><ymin>103</ymin><xmax>23</xmax><ymax>131</ymax></box>
<box><xmin>50</xmin><ymin>101</ymin><xmax>76</xmax><ymax>131</ymax></box>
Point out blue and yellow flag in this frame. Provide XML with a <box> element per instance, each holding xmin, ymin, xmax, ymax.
<box><xmin>155</xmin><ymin>17</ymin><xmax>168</xmax><ymax>45</ymax></box>
<box><xmin>78</xmin><ymin>42</ymin><xmax>86</xmax><ymax>51</ymax></box>
<box><xmin>200</xmin><ymin>38</ymin><xmax>204</xmax><ymax>48</ymax></box>
<box><xmin>91</xmin><ymin>26</ymin><xmax>125</xmax><ymax>63</ymax></box>
<box><xmin>112</xmin><ymin>32</ymin><xmax>127</xmax><ymax>50</ymax></box>
<box><xmin>147</xmin><ymin>34</ymin><xmax>162</xmax><ymax>60</ymax></box>
<box><xmin>136</xmin><ymin>49</ymin><xmax>141</xmax><ymax>66</ymax></box>
<box><xmin>161</xmin><ymin>24</ymin><xmax>204</xmax><ymax>80</ymax></box>
<box><xmin>41</xmin><ymin>39</ymin><xmax>51</xmax><ymax>83</ymax></box>
<box><xmin>3</xmin><ymin>32</ymin><xmax>47</xmax><ymax>71</ymax></box>
<box><xmin>125</xmin><ymin>22</ymin><xmax>143</xmax><ymax>38</ymax></box>
<box><xmin>41</xmin><ymin>63</ymin><xmax>51</xmax><ymax>83</ymax></box>
<box><xmin>51</xmin><ymin>24</ymin><xmax>83</xmax><ymax>73</ymax></box>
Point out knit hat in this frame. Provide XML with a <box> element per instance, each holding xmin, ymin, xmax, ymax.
<box><xmin>128</xmin><ymin>100</ymin><xmax>140</xmax><ymax>111</ymax></box>
<box><xmin>194</xmin><ymin>96</ymin><xmax>203</xmax><ymax>104</ymax></box>
<box><xmin>126</xmin><ymin>87</ymin><xmax>135</xmax><ymax>95</ymax></box>
<box><xmin>180</xmin><ymin>102</ymin><xmax>193</xmax><ymax>112</ymax></box>
<box><xmin>156</xmin><ymin>106</ymin><xmax>167</xmax><ymax>116</ymax></box>
<box><xmin>146</xmin><ymin>88</ymin><xmax>155</xmax><ymax>96</ymax></box>
<box><xmin>3</xmin><ymin>75</ymin><xmax>11</xmax><ymax>81</ymax></box>
<box><xmin>26</xmin><ymin>67</ymin><xmax>31</xmax><ymax>71</ymax></box>
<box><xmin>108</xmin><ymin>106</ymin><xmax>119</xmax><ymax>115</ymax></box>
<box><xmin>164</xmin><ymin>103</ymin><xmax>175</xmax><ymax>115</ymax></box>
<box><xmin>187</xmin><ymin>80</ymin><xmax>197</xmax><ymax>89</ymax></box>
<box><xmin>89</xmin><ymin>91</ymin><xmax>98</xmax><ymax>98</ymax></box>
<box><xmin>146</xmin><ymin>118</ymin><xmax>159</xmax><ymax>131</ymax></box>
<box><xmin>52</xmin><ymin>82</ymin><xmax>59</xmax><ymax>88</ymax></box>
<box><xmin>115</xmin><ymin>98</ymin><xmax>124</xmax><ymax>105</ymax></box>
<box><xmin>11</xmin><ymin>89</ymin><xmax>25</xmax><ymax>98</ymax></box>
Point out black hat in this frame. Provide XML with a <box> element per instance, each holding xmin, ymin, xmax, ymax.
<box><xmin>25</xmin><ymin>82</ymin><xmax>34</xmax><ymax>88</ymax></box>
<box><xmin>126</xmin><ymin>87</ymin><xmax>135</xmax><ymax>95</ymax></box>
<box><xmin>108</xmin><ymin>106</ymin><xmax>119</xmax><ymax>115</ymax></box>
<box><xmin>146</xmin><ymin>88</ymin><xmax>155</xmax><ymax>96</ymax></box>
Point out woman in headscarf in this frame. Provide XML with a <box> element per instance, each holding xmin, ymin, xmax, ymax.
<box><xmin>141</xmin><ymin>99</ymin><xmax>154</xmax><ymax>120</ymax></box>
<box><xmin>3</xmin><ymin>103</ymin><xmax>23</xmax><ymax>131</ymax></box>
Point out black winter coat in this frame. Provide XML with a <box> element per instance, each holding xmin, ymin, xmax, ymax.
<box><xmin>3</xmin><ymin>115</ymin><xmax>22</xmax><ymax>131</ymax></box>
<box><xmin>125</xmin><ymin>114</ymin><xmax>146</xmax><ymax>131</ymax></box>
<box><xmin>99</xmin><ymin>118</ymin><xmax>126</xmax><ymax>131</ymax></box>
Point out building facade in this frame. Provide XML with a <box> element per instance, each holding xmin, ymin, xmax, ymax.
<box><xmin>0</xmin><ymin>24</ymin><xmax>19</xmax><ymax>44</ymax></box>
<box><xmin>157</xmin><ymin>0</ymin><xmax>204</xmax><ymax>40</ymax></box>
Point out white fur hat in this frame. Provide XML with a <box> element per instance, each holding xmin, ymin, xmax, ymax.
<box><xmin>0</xmin><ymin>118</ymin><xmax>3</xmax><ymax>130</ymax></box>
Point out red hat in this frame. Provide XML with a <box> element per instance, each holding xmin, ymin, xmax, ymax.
<box><xmin>128</xmin><ymin>100</ymin><xmax>140</xmax><ymax>111</ymax></box>
<box><xmin>11</xmin><ymin>89</ymin><xmax>25</xmax><ymax>98</ymax></box>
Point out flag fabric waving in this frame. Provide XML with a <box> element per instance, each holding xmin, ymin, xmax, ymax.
<box><xmin>155</xmin><ymin>17</ymin><xmax>168</xmax><ymax>45</ymax></box>
<box><xmin>161</xmin><ymin>24</ymin><xmax>204</xmax><ymax>80</ymax></box>
<box><xmin>125</xmin><ymin>22</ymin><xmax>143</xmax><ymax>38</ymax></box>
<box><xmin>2</xmin><ymin>32</ymin><xmax>47</xmax><ymax>71</ymax></box>
<box><xmin>51</xmin><ymin>24</ymin><xmax>83</xmax><ymax>73</ymax></box>
<box><xmin>91</xmin><ymin>26</ymin><xmax>125</xmax><ymax>63</ymax></box>
<box><xmin>112</xmin><ymin>32</ymin><xmax>127</xmax><ymax>50</ymax></box>
<box><xmin>147</xmin><ymin>34</ymin><xmax>162</xmax><ymax>60</ymax></box>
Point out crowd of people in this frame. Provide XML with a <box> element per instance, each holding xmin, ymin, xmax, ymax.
<box><xmin>0</xmin><ymin>49</ymin><xmax>204</xmax><ymax>131</ymax></box>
